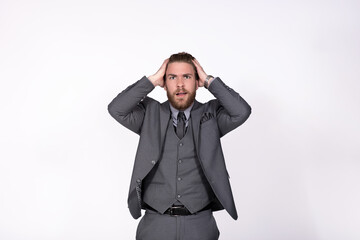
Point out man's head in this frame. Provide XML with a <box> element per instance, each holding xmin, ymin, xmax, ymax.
<box><xmin>164</xmin><ymin>52</ymin><xmax>199</xmax><ymax>111</ymax></box>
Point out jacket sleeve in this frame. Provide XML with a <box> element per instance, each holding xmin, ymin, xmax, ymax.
<box><xmin>108</xmin><ymin>76</ymin><xmax>155</xmax><ymax>134</ymax></box>
<box><xmin>207</xmin><ymin>77</ymin><xmax>251</xmax><ymax>137</ymax></box>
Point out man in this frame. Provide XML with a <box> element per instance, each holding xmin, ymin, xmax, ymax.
<box><xmin>108</xmin><ymin>52</ymin><xmax>251</xmax><ymax>240</ymax></box>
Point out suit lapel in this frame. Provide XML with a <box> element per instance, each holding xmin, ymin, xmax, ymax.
<box><xmin>190</xmin><ymin>100</ymin><xmax>204</xmax><ymax>156</ymax></box>
<box><xmin>160</xmin><ymin>101</ymin><xmax>170</xmax><ymax>146</ymax></box>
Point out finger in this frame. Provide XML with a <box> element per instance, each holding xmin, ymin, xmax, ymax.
<box><xmin>162</xmin><ymin>58</ymin><xmax>169</xmax><ymax>68</ymax></box>
<box><xmin>193</xmin><ymin>59</ymin><xmax>206</xmax><ymax>74</ymax></box>
<box><xmin>193</xmin><ymin>58</ymin><xmax>201</xmax><ymax>66</ymax></box>
<box><xmin>157</xmin><ymin>59</ymin><xmax>168</xmax><ymax>73</ymax></box>
<box><xmin>192</xmin><ymin>59</ymin><xmax>200</xmax><ymax>69</ymax></box>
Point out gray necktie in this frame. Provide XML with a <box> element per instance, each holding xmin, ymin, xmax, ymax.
<box><xmin>176</xmin><ymin>112</ymin><xmax>186</xmax><ymax>139</ymax></box>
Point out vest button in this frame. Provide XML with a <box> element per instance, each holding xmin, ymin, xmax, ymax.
<box><xmin>136</xmin><ymin>179</ymin><xmax>141</xmax><ymax>183</ymax></box>
<box><xmin>177</xmin><ymin>177</ymin><xmax>182</xmax><ymax>181</ymax></box>
<box><xmin>178</xmin><ymin>160</ymin><xmax>182</xmax><ymax>164</ymax></box>
<box><xmin>177</xmin><ymin>194</ymin><xmax>181</xmax><ymax>198</ymax></box>
<box><xmin>179</xmin><ymin>142</ymin><xmax>183</xmax><ymax>147</ymax></box>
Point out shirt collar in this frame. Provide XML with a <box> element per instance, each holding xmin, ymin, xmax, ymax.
<box><xmin>169</xmin><ymin>102</ymin><xmax>194</xmax><ymax>122</ymax></box>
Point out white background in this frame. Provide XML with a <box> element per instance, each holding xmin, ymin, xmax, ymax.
<box><xmin>1</xmin><ymin>0</ymin><xmax>359</xmax><ymax>239</ymax></box>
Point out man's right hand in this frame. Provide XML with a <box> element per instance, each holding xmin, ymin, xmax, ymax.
<box><xmin>148</xmin><ymin>58</ymin><xmax>169</xmax><ymax>87</ymax></box>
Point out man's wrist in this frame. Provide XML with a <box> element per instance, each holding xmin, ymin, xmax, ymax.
<box><xmin>147</xmin><ymin>75</ymin><xmax>158</xmax><ymax>87</ymax></box>
<box><xmin>204</xmin><ymin>75</ymin><xmax>215</xmax><ymax>89</ymax></box>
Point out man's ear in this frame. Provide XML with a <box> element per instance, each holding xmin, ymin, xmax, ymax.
<box><xmin>195</xmin><ymin>80</ymin><xmax>199</xmax><ymax>90</ymax></box>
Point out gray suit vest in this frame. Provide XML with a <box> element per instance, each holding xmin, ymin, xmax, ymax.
<box><xmin>143</xmin><ymin>116</ymin><xmax>215</xmax><ymax>214</ymax></box>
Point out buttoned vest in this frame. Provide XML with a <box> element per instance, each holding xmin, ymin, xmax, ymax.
<box><xmin>142</xmin><ymin>116</ymin><xmax>215</xmax><ymax>214</ymax></box>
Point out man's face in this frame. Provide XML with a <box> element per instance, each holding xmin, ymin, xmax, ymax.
<box><xmin>164</xmin><ymin>62</ymin><xmax>199</xmax><ymax>111</ymax></box>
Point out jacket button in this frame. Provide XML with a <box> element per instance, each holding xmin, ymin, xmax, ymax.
<box><xmin>151</xmin><ymin>160</ymin><xmax>156</xmax><ymax>165</ymax></box>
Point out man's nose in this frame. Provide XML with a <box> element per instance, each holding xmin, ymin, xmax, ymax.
<box><xmin>176</xmin><ymin>78</ymin><xmax>185</xmax><ymax>87</ymax></box>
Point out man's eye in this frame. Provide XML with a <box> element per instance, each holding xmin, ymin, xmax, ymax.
<box><xmin>169</xmin><ymin>76</ymin><xmax>175</xmax><ymax>80</ymax></box>
<box><xmin>184</xmin><ymin>76</ymin><xmax>190</xmax><ymax>79</ymax></box>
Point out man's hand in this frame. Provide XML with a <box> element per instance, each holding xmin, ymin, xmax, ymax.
<box><xmin>192</xmin><ymin>59</ymin><xmax>212</xmax><ymax>88</ymax></box>
<box><xmin>148</xmin><ymin>59</ymin><xmax>169</xmax><ymax>87</ymax></box>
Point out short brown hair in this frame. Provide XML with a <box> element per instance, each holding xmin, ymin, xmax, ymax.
<box><xmin>165</xmin><ymin>52</ymin><xmax>199</xmax><ymax>80</ymax></box>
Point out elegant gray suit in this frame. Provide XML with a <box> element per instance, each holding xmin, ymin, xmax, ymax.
<box><xmin>108</xmin><ymin>76</ymin><xmax>251</xmax><ymax>223</ymax></box>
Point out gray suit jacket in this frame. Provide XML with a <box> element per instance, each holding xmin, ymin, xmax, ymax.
<box><xmin>108</xmin><ymin>76</ymin><xmax>251</xmax><ymax>220</ymax></box>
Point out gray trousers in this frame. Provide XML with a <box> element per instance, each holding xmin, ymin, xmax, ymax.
<box><xmin>136</xmin><ymin>209</ymin><xmax>220</xmax><ymax>240</ymax></box>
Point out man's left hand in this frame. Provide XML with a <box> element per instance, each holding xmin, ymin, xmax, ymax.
<box><xmin>192</xmin><ymin>59</ymin><xmax>213</xmax><ymax>88</ymax></box>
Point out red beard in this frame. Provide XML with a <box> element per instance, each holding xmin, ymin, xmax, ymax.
<box><xmin>167</xmin><ymin>88</ymin><xmax>196</xmax><ymax>111</ymax></box>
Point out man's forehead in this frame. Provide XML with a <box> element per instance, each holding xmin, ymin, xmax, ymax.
<box><xmin>166</xmin><ymin>62</ymin><xmax>195</xmax><ymax>73</ymax></box>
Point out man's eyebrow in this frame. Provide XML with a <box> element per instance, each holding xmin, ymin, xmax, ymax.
<box><xmin>167</xmin><ymin>73</ymin><xmax>193</xmax><ymax>77</ymax></box>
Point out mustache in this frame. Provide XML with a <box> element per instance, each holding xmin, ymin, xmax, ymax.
<box><xmin>174</xmin><ymin>88</ymin><xmax>187</xmax><ymax>94</ymax></box>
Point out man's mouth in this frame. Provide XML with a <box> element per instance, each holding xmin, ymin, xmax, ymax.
<box><xmin>176</xmin><ymin>92</ymin><xmax>187</xmax><ymax>96</ymax></box>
